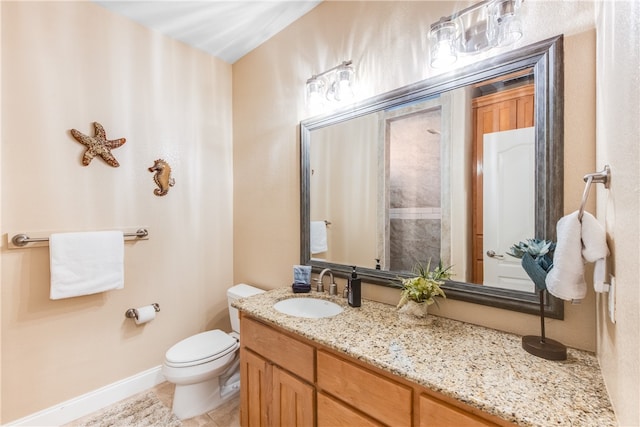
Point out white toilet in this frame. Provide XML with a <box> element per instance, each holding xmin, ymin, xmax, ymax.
<box><xmin>162</xmin><ymin>284</ymin><xmax>265</xmax><ymax>420</ymax></box>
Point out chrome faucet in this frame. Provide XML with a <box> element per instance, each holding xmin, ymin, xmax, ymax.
<box><xmin>316</xmin><ymin>268</ymin><xmax>337</xmax><ymax>294</ymax></box>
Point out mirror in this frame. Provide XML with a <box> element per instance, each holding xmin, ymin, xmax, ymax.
<box><xmin>301</xmin><ymin>36</ymin><xmax>564</xmax><ymax>318</ymax></box>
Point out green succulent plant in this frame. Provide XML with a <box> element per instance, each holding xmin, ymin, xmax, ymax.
<box><xmin>507</xmin><ymin>238</ymin><xmax>556</xmax><ymax>290</ymax></box>
<box><xmin>397</xmin><ymin>259</ymin><xmax>453</xmax><ymax>308</ymax></box>
<box><xmin>507</xmin><ymin>239</ymin><xmax>555</xmax><ymax>259</ymax></box>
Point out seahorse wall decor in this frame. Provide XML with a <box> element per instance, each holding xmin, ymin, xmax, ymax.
<box><xmin>148</xmin><ymin>159</ymin><xmax>175</xmax><ymax>196</ymax></box>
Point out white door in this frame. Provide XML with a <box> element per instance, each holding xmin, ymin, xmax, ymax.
<box><xmin>483</xmin><ymin>127</ymin><xmax>535</xmax><ymax>292</ymax></box>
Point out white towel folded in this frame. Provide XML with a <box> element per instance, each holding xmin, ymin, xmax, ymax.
<box><xmin>546</xmin><ymin>211</ymin><xmax>609</xmax><ymax>301</ymax></box>
<box><xmin>593</xmin><ymin>259</ymin><xmax>609</xmax><ymax>293</ymax></box>
<box><xmin>310</xmin><ymin>221</ymin><xmax>328</xmax><ymax>254</ymax></box>
<box><xmin>581</xmin><ymin>212</ymin><xmax>610</xmax><ymax>293</ymax></box>
<box><xmin>546</xmin><ymin>212</ymin><xmax>585</xmax><ymax>300</ymax></box>
<box><xmin>49</xmin><ymin>231</ymin><xmax>124</xmax><ymax>300</ymax></box>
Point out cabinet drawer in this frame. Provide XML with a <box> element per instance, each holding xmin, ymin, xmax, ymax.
<box><xmin>317</xmin><ymin>350</ymin><xmax>412</xmax><ymax>426</ymax></box>
<box><xmin>419</xmin><ymin>393</ymin><xmax>499</xmax><ymax>427</ymax></box>
<box><xmin>241</xmin><ymin>316</ymin><xmax>315</xmax><ymax>382</ymax></box>
<box><xmin>318</xmin><ymin>392</ymin><xmax>383</xmax><ymax>427</ymax></box>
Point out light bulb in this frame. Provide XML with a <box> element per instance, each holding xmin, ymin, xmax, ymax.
<box><xmin>306</xmin><ymin>77</ymin><xmax>325</xmax><ymax>111</ymax></box>
<box><xmin>334</xmin><ymin>62</ymin><xmax>355</xmax><ymax>102</ymax></box>
<box><xmin>429</xmin><ymin>21</ymin><xmax>458</xmax><ymax>68</ymax></box>
<box><xmin>498</xmin><ymin>14</ymin><xmax>522</xmax><ymax>46</ymax></box>
<box><xmin>494</xmin><ymin>0</ymin><xmax>523</xmax><ymax>46</ymax></box>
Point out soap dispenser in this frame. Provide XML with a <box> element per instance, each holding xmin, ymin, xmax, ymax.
<box><xmin>348</xmin><ymin>266</ymin><xmax>361</xmax><ymax>307</ymax></box>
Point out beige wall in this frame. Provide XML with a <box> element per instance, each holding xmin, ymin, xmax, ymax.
<box><xmin>310</xmin><ymin>113</ymin><xmax>379</xmax><ymax>266</ymax></box>
<box><xmin>1</xmin><ymin>1</ymin><xmax>233</xmax><ymax>422</ymax></box>
<box><xmin>594</xmin><ymin>2</ymin><xmax>640</xmax><ymax>425</ymax></box>
<box><xmin>3</xmin><ymin>0</ymin><xmax>638</xmax><ymax>424</ymax></box>
<box><xmin>234</xmin><ymin>0</ymin><xmax>598</xmax><ymax>350</ymax></box>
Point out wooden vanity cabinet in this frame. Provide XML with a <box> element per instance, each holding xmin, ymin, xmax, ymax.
<box><xmin>240</xmin><ymin>316</ymin><xmax>315</xmax><ymax>427</ymax></box>
<box><xmin>240</xmin><ymin>314</ymin><xmax>513</xmax><ymax>427</ymax></box>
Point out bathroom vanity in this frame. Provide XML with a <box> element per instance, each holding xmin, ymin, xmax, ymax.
<box><xmin>235</xmin><ymin>289</ymin><xmax>616</xmax><ymax>427</ymax></box>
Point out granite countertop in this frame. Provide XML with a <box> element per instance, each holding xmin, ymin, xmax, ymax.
<box><xmin>234</xmin><ymin>288</ymin><xmax>616</xmax><ymax>427</ymax></box>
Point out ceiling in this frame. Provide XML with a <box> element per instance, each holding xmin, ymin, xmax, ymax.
<box><xmin>93</xmin><ymin>1</ymin><xmax>322</xmax><ymax>64</ymax></box>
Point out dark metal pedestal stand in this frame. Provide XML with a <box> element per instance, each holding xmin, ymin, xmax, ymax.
<box><xmin>522</xmin><ymin>290</ymin><xmax>567</xmax><ymax>360</ymax></box>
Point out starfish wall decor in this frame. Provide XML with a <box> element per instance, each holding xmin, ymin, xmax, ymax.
<box><xmin>70</xmin><ymin>122</ymin><xmax>126</xmax><ymax>167</ymax></box>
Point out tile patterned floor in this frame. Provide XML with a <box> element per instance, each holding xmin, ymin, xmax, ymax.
<box><xmin>65</xmin><ymin>381</ymin><xmax>240</xmax><ymax>427</ymax></box>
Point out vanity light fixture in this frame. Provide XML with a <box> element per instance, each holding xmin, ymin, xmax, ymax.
<box><xmin>306</xmin><ymin>60</ymin><xmax>355</xmax><ymax>112</ymax></box>
<box><xmin>429</xmin><ymin>0</ymin><xmax>524</xmax><ymax>68</ymax></box>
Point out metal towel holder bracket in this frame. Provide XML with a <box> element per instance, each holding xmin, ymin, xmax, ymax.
<box><xmin>578</xmin><ymin>165</ymin><xmax>611</xmax><ymax>221</ymax></box>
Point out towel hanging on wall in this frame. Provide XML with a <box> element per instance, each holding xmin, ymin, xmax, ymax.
<box><xmin>581</xmin><ymin>212</ymin><xmax>610</xmax><ymax>293</ymax></box>
<box><xmin>310</xmin><ymin>221</ymin><xmax>328</xmax><ymax>254</ymax></box>
<box><xmin>49</xmin><ymin>230</ymin><xmax>124</xmax><ymax>300</ymax></box>
<box><xmin>545</xmin><ymin>211</ymin><xmax>609</xmax><ymax>301</ymax></box>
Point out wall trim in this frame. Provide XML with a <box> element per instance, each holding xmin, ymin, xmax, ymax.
<box><xmin>7</xmin><ymin>366</ymin><xmax>166</xmax><ymax>426</ymax></box>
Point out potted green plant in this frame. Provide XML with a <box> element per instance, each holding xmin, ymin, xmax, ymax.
<box><xmin>506</xmin><ymin>238</ymin><xmax>555</xmax><ymax>290</ymax></box>
<box><xmin>396</xmin><ymin>260</ymin><xmax>452</xmax><ymax>324</ymax></box>
<box><xmin>507</xmin><ymin>238</ymin><xmax>566</xmax><ymax>360</ymax></box>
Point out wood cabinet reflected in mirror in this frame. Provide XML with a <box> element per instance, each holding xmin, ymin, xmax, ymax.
<box><xmin>301</xmin><ymin>36</ymin><xmax>564</xmax><ymax>318</ymax></box>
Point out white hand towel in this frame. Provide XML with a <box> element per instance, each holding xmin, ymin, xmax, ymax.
<box><xmin>49</xmin><ymin>231</ymin><xmax>124</xmax><ymax>300</ymax></box>
<box><xmin>546</xmin><ymin>211</ymin><xmax>611</xmax><ymax>301</ymax></box>
<box><xmin>581</xmin><ymin>212</ymin><xmax>610</xmax><ymax>292</ymax></box>
<box><xmin>593</xmin><ymin>259</ymin><xmax>609</xmax><ymax>293</ymax></box>
<box><xmin>310</xmin><ymin>221</ymin><xmax>328</xmax><ymax>254</ymax></box>
<box><xmin>546</xmin><ymin>211</ymin><xmax>586</xmax><ymax>301</ymax></box>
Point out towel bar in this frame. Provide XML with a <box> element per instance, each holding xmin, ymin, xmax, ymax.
<box><xmin>9</xmin><ymin>228</ymin><xmax>149</xmax><ymax>248</ymax></box>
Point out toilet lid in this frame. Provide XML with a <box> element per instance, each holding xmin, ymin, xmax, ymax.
<box><xmin>165</xmin><ymin>330</ymin><xmax>237</xmax><ymax>365</ymax></box>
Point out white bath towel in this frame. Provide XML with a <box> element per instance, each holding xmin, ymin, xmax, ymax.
<box><xmin>581</xmin><ymin>212</ymin><xmax>610</xmax><ymax>293</ymax></box>
<box><xmin>49</xmin><ymin>231</ymin><xmax>124</xmax><ymax>300</ymax></box>
<box><xmin>310</xmin><ymin>221</ymin><xmax>327</xmax><ymax>254</ymax></box>
<box><xmin>546</xmin><ymin>211</ymin><xmax>610</xmax><ymax>301</ymax></box>
<box><xmin>546</xmin><ymin>212</ymin><xmax>585</xmax><ymax>300</ymax></box>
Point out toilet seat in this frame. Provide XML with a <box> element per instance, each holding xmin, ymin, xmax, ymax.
<box><xmin>165</xmin><ymin>330</ymin><xmax>238</xmax><ymax>368</ymax></box>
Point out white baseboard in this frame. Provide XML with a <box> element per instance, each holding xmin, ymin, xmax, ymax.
<box><xmin>7</xmin><ymin>366</ymin><xmax>166</xmax><ymax>426</ymax></box>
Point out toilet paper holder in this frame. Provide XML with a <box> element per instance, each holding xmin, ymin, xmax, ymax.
<box><xmin>125</xmin><ymin>303</ymin><xmax>160</xmax><ymax>320</ymax></box>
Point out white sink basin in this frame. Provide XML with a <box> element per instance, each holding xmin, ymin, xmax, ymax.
<box><xmin>273</xmin><ymin>297</ymin><xmax>343</xmax><ymax>318</ymax></box>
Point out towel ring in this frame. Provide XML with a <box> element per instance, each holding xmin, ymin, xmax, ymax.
<box><xmin>578</xmin><ymin>165</ymin><xmax>610</xmax><ymax>221</ymax></box>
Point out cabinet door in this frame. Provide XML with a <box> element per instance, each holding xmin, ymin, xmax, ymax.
<box><xmin>317</xmin><ymin>392</ymin><xmax>383</xmax><ymax>427</ymax></box>
<box><xmin>240</xmin><ymin>349</ymin><xmax>270</xmax><ymax>427</ymax></box>
<box><xmin>418</xmin><ymin>393</ymin><xmax>499</xmax><ymax>427</ymax></box>
<box><xmin>272</xmin><ymin>365</ymin><xmax>315</xmax><ymax>427</ymax></box>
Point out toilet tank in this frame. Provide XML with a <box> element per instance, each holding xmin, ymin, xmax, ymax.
<box><xmin>227</xmin><ymin>284</ymin><xmax>265</xmax><ymax>333</ymax></box>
